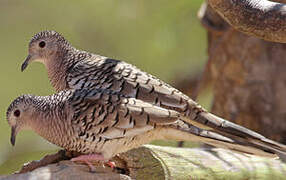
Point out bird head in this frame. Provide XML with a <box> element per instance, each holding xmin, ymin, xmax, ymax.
<box><xmin>21</xmin><ymin>30</ymin><xmax>70</xmax><ymax>71</ymax></box>
<box><xmin>6</xmin><ymin>95</ymin><xmax>35</xmax><ymax>146</ymax></box>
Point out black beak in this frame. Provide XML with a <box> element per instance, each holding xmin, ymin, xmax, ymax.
<box><xmin>21</xmin><ymin>55</ymin><xmax>31</xmax><ymax>72</ymax></box>
<box><xmin>10</xmin><ymin>126</ymin><xmax>16</xmax><ymax>146</ymax></box>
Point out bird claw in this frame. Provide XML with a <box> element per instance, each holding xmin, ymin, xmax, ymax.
<box><xmin>71</xmin><ymin>154</ymin><xmax>115</xmax><ymax>172</ymax></box>
<box><xmin>84</xmin><ymin>160</ymin><xmax>97</xmax><ymax>172</ymax></box>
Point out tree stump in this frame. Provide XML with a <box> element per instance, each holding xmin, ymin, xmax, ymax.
<box><xmin>195</xmin><ymin>0</ymin><xmax>286</xmax><ymax>143</ymax></box>
<box><xmin>1</xmin><ymin>145</ymin><xmax>286</xmax><ymax>180</ymax></box>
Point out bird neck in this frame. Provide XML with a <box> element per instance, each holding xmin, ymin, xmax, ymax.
<box><xmin>29</xmin><ymin>94</ymin><xmax>71</xmax><ymax>146</ymax></box>
<box><xmin>45</xmin><ymin>48</ymin><xmax>72</xmax><ymax>92</ymax></box>
<box><xmin>45</xmin><ymin>47</ymin><xmax>88</xmax><ymax>92</ymax></box>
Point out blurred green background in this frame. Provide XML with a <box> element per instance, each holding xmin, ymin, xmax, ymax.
<box><xmin>0</xmin><ymin>0</ymin><xmax>207</xmax><ymax>174</ymax></box>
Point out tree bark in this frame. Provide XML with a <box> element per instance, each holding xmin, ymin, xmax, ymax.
<box><xmin>197</xmin><ymin>1</ymin><xmax>286</xmax><ymax>143</ymax></box>
<box><xmin>208</xmin><ymin>0</ymin><xmax>286</xmax><ymax>43</ymax></box>
<box><xmin>1</xmin><ymin>145</ymin><xmax>286</xmax><ymax>180</ymax></box>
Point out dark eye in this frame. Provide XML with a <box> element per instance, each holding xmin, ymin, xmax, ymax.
<box><xmin>39</xmin><ymin>41</ymin><xmax>46</xmax><ymax>48</ymax></box>
<box><xmin>14</xmin><ymin>109</ymin><xmax>21</xmax><ymax>117</ymax></box>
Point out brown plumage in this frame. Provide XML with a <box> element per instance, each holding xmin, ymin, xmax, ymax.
<box><xmin>6</xmin><ymin>89</ymin><xmax>286</xmax><ymax>160</ymax></box>
<box><xmin>18</xmin><ymin>30</ymin><xmax>286</xmax><ymax>160</ymax></box>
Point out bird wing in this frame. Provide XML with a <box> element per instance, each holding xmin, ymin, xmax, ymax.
<box><xmin>69</xmin><ymin>88</ymin><xmax>180</xmax><ymax>141</ymax></box>
<box><xmin>68</xmin><ymin>89</ymin><xmax>286</xmax><ymax>159</ymax></box>
<box><xmin>66</xmin><ymin>57</ymin><xmax>286</xmax><ymax>159</ymax></box>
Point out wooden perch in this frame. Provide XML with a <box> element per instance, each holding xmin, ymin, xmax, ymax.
<box><xmin>1</xmin><ymin>145</ymin><xmax>286</xmax><ymax>179</ymax></box>
<box><xmin>208</xmin><ymin>0</ymin><xmax>286</xmax><ymax>43</ymax></box>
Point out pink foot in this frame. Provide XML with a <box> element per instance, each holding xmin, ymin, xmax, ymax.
<box><xmin>105</xmin><ymin>161</ymin><xmax>116</xmax><ymax>169</ymax></box>
<box><xmin>71</xmin><ymin>154</ymin><xmax>115</xmax><ymax>172</ymax></box>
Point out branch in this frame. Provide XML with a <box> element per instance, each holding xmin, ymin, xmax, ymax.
<box><xmin>208</xmin><ymin>0</ymin><xmax>286</xmax><ymax>43</ymax></box>
<box><xmin>1</xmin><ymin>145</ymin><xmax>286</xmax><ymax>179</ymax></box>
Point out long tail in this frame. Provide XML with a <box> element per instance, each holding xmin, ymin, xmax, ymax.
<box><xmin>177</xmin><ymin>111</ymin><xmax>286</xmax><ymax>160</ymax></box>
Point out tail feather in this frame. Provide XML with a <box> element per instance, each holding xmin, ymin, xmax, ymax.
<box><xmin>174</xmin><ymin>118</ymin><xmax>286</xmax><ymax>160</ymax></box>
<box><xmin>197</xmin><ymin>112</ymin><xmax>266</xmax><ymax>140</ymax></box>
<box><xmin>186</xmin><ymin>103</ymin><xmax>283</xmax><ymax>146</ymax></box>
<box><xmin>198</xmin><ymin>112</ymin><xmax>286</xmax><ymax>152</ymax></box>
